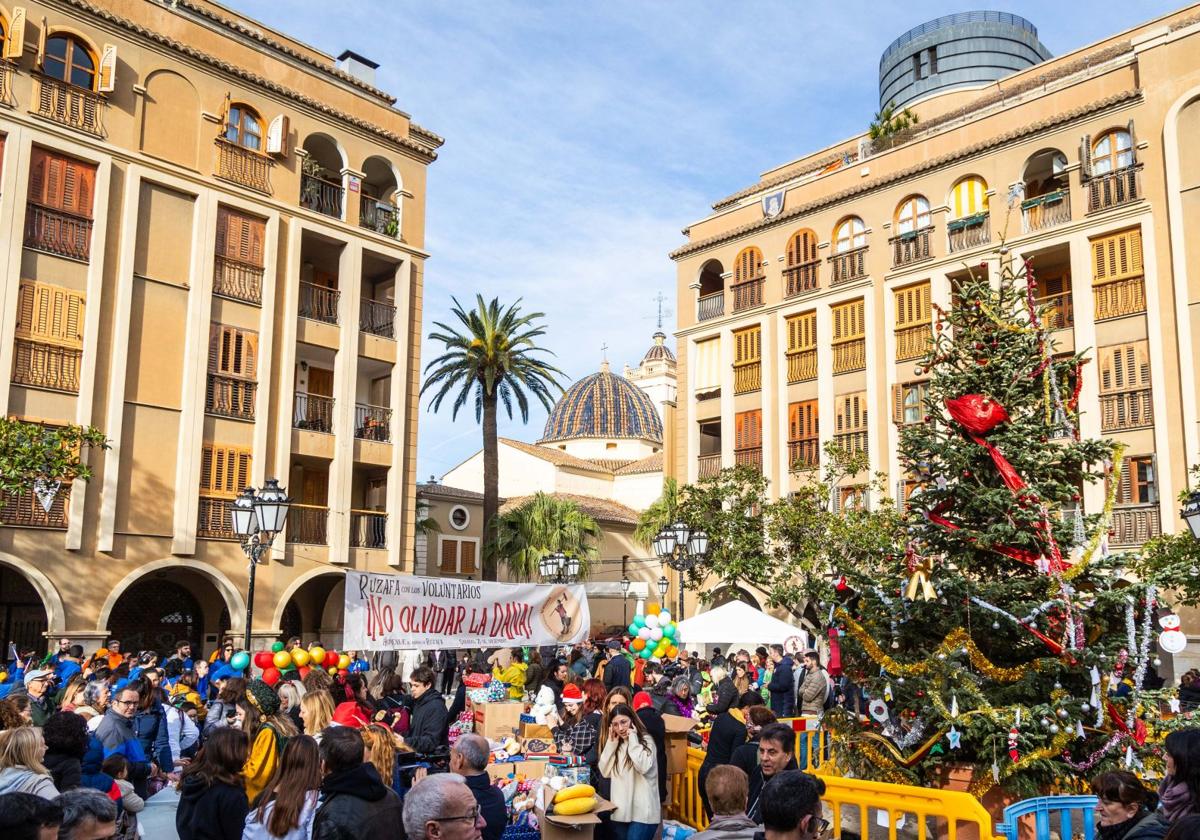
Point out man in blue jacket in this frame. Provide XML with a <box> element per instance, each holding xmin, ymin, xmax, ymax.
<box><xmin>602</xmin><ymin>640</ymin><xmax>631</xmax><ymax>690</ymax></box>
<box><xmin>766</xmin><ymin>644</ymin><xmax>795</xmax><ymax>717</ymax></box>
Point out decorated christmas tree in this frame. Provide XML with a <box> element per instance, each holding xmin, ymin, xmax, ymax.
<box><xmin>826</xmin><ymin>237</ymin><xmax>1174</xmax><ymax>798</ymax></box>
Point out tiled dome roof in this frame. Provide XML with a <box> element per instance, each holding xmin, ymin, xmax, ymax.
<box><xmin>641</xmin><ymin>331</ymin><xmax>676</xmax><ymax>364</ymax></box>
<box><xmin>539</xmin><ymin>364</ymin><xmax>663</xmax><ymax>444</ymax></box>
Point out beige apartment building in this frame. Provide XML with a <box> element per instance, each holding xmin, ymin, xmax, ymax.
<box><xmin>0</xmin><ymin>0</ymin><xmax>441</xmax><ymax>653</ymax></box>
<box><xmin>671</xmin><ymin>7</ymin><xmax>1200</xmax><ymax>654</ymax></box>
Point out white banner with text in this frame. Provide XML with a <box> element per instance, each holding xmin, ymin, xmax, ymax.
<box><xmin>343</xmin><ymin>571</ymin><xmax>591</xmax><ymax>650</ymax></box>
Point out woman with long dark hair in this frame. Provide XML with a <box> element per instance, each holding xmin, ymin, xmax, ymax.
<box><xmin>1092</xmin><ymin>770</ymin><xmax>1167</xmax><ymax>840</ymax></box>
<box><xmin>242</xmin><ymin>735</ymin><xmax>322</xmax><ymax>839</ymax></box>
<box><xmin>176</xmin><ymin>727</ymin><xmax>250</xmax><ymax>840</ymax></box>
<box><xmin>1161</xmin><ymin>730</ymin><xmax>1200</xmax><ymax>824</ymax></box>
<box><xmin>597</xmin><ymin>703</ymin><xmax>660</xmax><ymax>840</ymax></box>
<box><xmin>237</xmin><ymin>680</ymin><xmax>299</xmax><ymax>805</ymax></box>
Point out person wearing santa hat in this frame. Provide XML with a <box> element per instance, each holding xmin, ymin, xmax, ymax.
<box><xmin>548</xmin><ymin>684</ymin><xmax>598</xmax><ymax>756</ymax></box>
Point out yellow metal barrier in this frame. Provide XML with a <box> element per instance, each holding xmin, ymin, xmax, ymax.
<box><xmin>668</xmin><ymin>720</ymin><xmax>1001</xmax><ymax>840</ymax></box>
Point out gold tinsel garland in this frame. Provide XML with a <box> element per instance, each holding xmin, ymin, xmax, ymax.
<box><xmin>836</xmin><ymin>609</ymin><xmax>1047</xmax><ymax>682</ymax></box>
<box><xmin>1059</xmin><ymin>442</ymin><xmax>1124</xmax><ymax>585</ymax></box>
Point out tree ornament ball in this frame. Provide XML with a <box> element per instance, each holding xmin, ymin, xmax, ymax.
<box><xmin>892</xmin><ymin>641</ymin><xmax>900</xmax><ymax>650</ymax></box>
<box><xmin>229</xmin><ymin>651</ymin><xmax>250</xmax><ymax>671</ymax></box>
<box><xmin>937</xmin><ymin>653</ymin><xmax>946</xmax><ymax>661</ymax></box>
<box><xmin>262</xmin><ymin>667</ymin><xmax>281</xmax><ymax>686</ymax></box>
<box><xmin>1057</xmin><ymin>708</ymin><xmax>1070</xmax><ymax>719</ymax></box>
<box><xmin>992</xmin><ymin>621</ymin><xmax>1001</xmax><ymax>630</ymax></box>
<box><xmin>272</xmin><ymin>650</ymin><xmax>292</xmax><ymax>669</ymax></box>
<box><xmin>271</xmin><ymin>641</ymin><xmax>285</xmax><ymax>653</ymax></box>
<box><xmin>1041</xmin><ymin>717</ymin><xmax>1051</xmax><ymax>728</ymax></box>
<box><xmin>291</xmin><ymin>649</ymin><xmax>311</xmax><ymax>668</ymax></box>
<box><xmin>1154</xmin><ymin>657</ymin><xmax>1163</xmax><ymax>667</ymax></box>
<box><xmin>1081</xmin><ymin>703</ymin><xmax>1091</xmax><ymax>713</ymax></box>
<box><xmin>897</xmin><ymin>677</ymin><xmax>905</xmax><ymax>684</ymax></box>
<box><xmin>1050</xmin><ymin>724</ymin><xmax>1060</xmax><ymax>735</ymax></box>
<box><xmin>1054</xmin><ymin>681</ymin><xmax>1062</xmax><ymax>689</ymax></box>
<box><xmin>309</xmin><ymin>646</ymin><xmax>326</xmax><ymax>665</ymax></box>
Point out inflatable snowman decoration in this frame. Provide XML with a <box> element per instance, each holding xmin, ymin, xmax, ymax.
<box><xmin>1160</xmin><ymin>613</ymin><xmax>1188</xmax><ymax>655</ymax></box>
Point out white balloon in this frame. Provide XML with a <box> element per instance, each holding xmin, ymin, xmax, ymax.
<box><xmin>638</xmin><ymin>627</ymin><xmax>651</xmax><ymax>640</ymax></box>
<box><xmin>644</xmin><ymin>614</ymin><xmax>660</xmax><ymax>629</ymax></box>
<box><xmin>650</xmin><ymin>628</ymin><xmax>664</xmax><ymax>641</ymax></box>
<box><xmin>658</xmin><ymin>612</ymin><xmax>672</xmax><ymax>625</ymax></box>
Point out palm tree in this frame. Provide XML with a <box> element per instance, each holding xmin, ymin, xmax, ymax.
<box><xmin>634</xmin><ymin>477</ymin><xmax>680</xmax><ymax>547</ymax></box>
<box><xmin>494</xmin><ymin>492</ymin><xmax>600</xmax><ymax>581</ymax></box>
<box><xmin>421</xmin><ymin>296</ymin><xmax>565</xmax><ymax>580</ymax></box>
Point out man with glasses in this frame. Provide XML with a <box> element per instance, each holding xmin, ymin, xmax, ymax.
<box><xmin>93</xmin><ymin>687</ymin><xmax>153</xmax><ymax>799</ymax></box>
<box><xmin>403</xmin><ymin>773</ymin><xmax>487</xmax><ymax>840</ymax></box>
<box><xmin>754</xmin><ymin>770</ymin><xmax>828</xmax><ymax>840</ymax></box>
<box><xmin>312</xmin><ymin>725</ymin><xmax>403</xmax><ymax>839</ymax></box>
<box><xmin>18</xmin><ymin>668</ymin><xmax>55</xmax><ymax>725</ymax></box>
<box><xmin>449</xmin><ymin>734</ymin><xmax>506</xmax><ymax>840</ymax></box>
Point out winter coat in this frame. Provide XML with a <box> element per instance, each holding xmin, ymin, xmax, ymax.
<box><xmin>767</xmin><ymin>657</ymin><xmax>795</xmax><ymax>717</ymax></box>
<box><xmin>0</xmin><ymin>766</ymin><xmax>59</xmax><ymax>799</ymax></box>
<box><xmin>115</xmin><ymin>778</ymin><xmax>145</xmax><ymax>813</ymax></box>
<box><xmin>134</xmin><ymin>702</ymin><xmax>173</xmax><ymax>770</ymax></box>
<box><xmin>798</xmin><ymin>666</ymin><xmax>829</xmax><ymax>716</ymax></box>
<box><xmin>311</xmin><ymin>763</ymin><xmax>403</xmax><ymax>840</ymax></box>
<box><xmin>80</xmin><ymin>736</ymin><xmax>122</xmax><ymax>802</ymax></box>
<box><xmin>747</xmin><ymin>758</ymin><xmax>799</xmax><ymax>824</ymax></box>
<box><xmin>176</xmin><ymin>775</ymin><xmax>249</xmax><ymax>840</ymax></box>
<box><xmin>599</xmin><ymin>733</ymin><xmax>660</xmax><ymax>825</ymax></box>
<box><xmin>244</xmin><ymin>724</ymin><xmax>285</xmax><ymax>805</ymax></box>
<box><xmin>492</xmin><ymin>662</ymin><xmax>528</xmax><ymax>700</ymax></box>
<box><xmin>242</xmin><ymin>790</ymin><xmax>318</xmax><ymax>840</ymax></box>
<box><xmin>405</xmin><ymin>689</ymin><xmax>448</xmax><ymax>755</ymax></box>
<box><xmin>465</xmin><ymin>771</ymin><xmax>508</xmax><ymax>840</ymax></box>
<box><xmin>691</xmin><ymin>813</ymin><xmax>760</xmax><ymax>840</ymax></box>
<box><xmin>94</xmin><ymin>709</ymin><xmax>152</xmax><ymax>798</ymax></box>
<box><xmin>604</xmin><ymin>653</ymin><xmax>632</xmax><ymax>690</ymax></box>
<box><xmin>699</xmin><ymin>710</ymin><xmax>747</xmax><ymax>773</ymax></box>
<box><xmin>45</xmin><ymin>749</ymin><xmax>82</xmax><ymax>791</ymax></box>
<box><xmin>637</xmin><ymin>706</ymin><xmax>669</xmax><ymax>803</ymax></box>
<box><xmin>1098</xmin><ymin>810</ymin><xmax>1169</xmax><ymax>840</ymax></box>
<box><xmin>730</xmin><ymin>740</ymin><xmax>759</xmax><ymax>780</ymax></box>
<box><xmin>706</xmin><ymin>678</ymin><xmax>738</xmax><ymax>717</ymax></box>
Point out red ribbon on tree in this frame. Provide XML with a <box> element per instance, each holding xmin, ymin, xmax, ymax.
<box><xmin>827</xmin><ymin>626</ymin><xmax>843</xmax><ymax>677</ymax></box>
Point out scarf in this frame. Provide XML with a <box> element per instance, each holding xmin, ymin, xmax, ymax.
<box><xmin>668</xmin><ymin>694</ymin><xmax>694</xmax><ymax>718</ymax></box>
<box><xmin>1097</xmin><ymin>809</ymin><xmax>1146</xmax><ymax>840</ymax></box>
<box><xmin>1159</xmin><ymin>777</ymin><xmax>1196</xmax><ymax>823</ymax></box>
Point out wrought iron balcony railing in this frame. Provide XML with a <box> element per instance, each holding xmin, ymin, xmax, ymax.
<box><xmin>12</xmin><ymin>340</ymin><xmax>81</xmax><ymax>392</ymax></box>
<box><xmin>350</xmin><ymin>510</ymin><xmax>387</xmax><ymax>549</ymax></box>
<box><xmin>298</xmin><ymin>282</ymin><xmax>339</xmax><ymax>324</ymax></box>
<box><xmin>784</xmin><ymin>261</ymin><xmax>819</xmax><ymax>297</ymax></box>
<box><xmin>833</xmin><ymin>431</ymin><xmax>868</xmax><ymax>458</ymax></box>
<box><xmin>947</xmin><ymin>213</ymin><xmax>990</xmax><ymax>253</ymax></box>
<box><xmin>832</xmin><ymin>339</ymin><xmax>866</xmax><ymax>374</ymax></box>
<box><xmin>0</xmin><ymin>487</ymin><xmax>70</xmax><ymax>529</ymax></box>
<box><xmin>24</xmin><ymin>203</ymin><xmax>92</xmax><ymax>260</ymax></box>
<box><xmin>788</xmin><ymin>439</ymin><xmax>820</xmax><ymax>471</ymax></box>
<box><xmin>355</xmin><ymin>403</ymin><xmax>392</xmax><ymax>442</ymax></box>
<box><xmin>734</xmin><ymin>446</ymin><xmax>763</xmax><ymax>472</ymax></box>
<box><xmin>733</xmin><ymin>361</ymin><xmax>761</xmax><ymax>395</ymax></box>
<box><xmin>213</xmin><ymin>255</ymin><xmax>263</xmax><ymax>305</ymax></box>
<box><xmin>205</xmin><ymin>375</ymin><xmax>256</xmax><ymax>420</ymax></box>
<box><xmin>288</xmin><ymin>504</ymin><xmax>328</xmax><ymax>545</ymax></box>
<box><xmin>197</xmin><ymin>496</ymin><xmax>236</xmax><ymax>540</ymax></box>
<box><xmin>1100</xmin><ymin>389</ymin><xmax>1153</xmax><ymax>432</ymax></box>
<box><xmin>1093</xmin><ymin>278</ymin><xmax>1145</xmax><ymax>320</ymax></box>
<box><xmin>360</xmin><ymin>196</ymin><xmax>400</xmax><ymax>238</ymax></box>
<box><xmin>829</xmin><ymin>246</ymin><xmax>868</xmax><ymax>284</ymax></box>
<box><xmin>787</xmin><ymin>349</ymin><xmax>817</xmax><ymax>383</ymax></box>
<box><xmin>1087</xmin><ymin>166</ymin><xmax>1141</xmax><ymax>214</ymax></box>
<box><xmin>360</xmin><ymin>298</ymin><xmax>396</xmax><ymax>338</ymax></box>
<box><xmin>1035</xmin><ymin>292</ymin><xmax>1074</xmax><ymax>330</ymax></box>
<box><xmin>32</xmin><ymin>74</ymin><xmax>104</xmax><ymax>136</ymax></box>
<box><xmin>1021</xmin><ymin>190</ymin><xmax>1070</xmax><ymax>233</ymax></box>
<box><xmin>300</xmin><ymin>173</ymin><xmax>343</xmax><ymax>219</ymax></box>
<box><xmin>214</xmin><ymin>138</ymin><xmax>273</xmax><ymax>194</ymax></box>
<box><xmin>889</xmin><ymin>227</ymin><xmax>932</xmax><ymax>268</ymax></box>
<box><xmin>697</xmin><ymin>454</ymin><xmax>721</xmax><ymax>479</ymax></box>
<box><xmin>293</xmin><ymin>392</ymin><xmax>334</xmax><ymax>433</ymax></box>
<box><xmin>731</xmin><ymin>278</ymin><xmax>764</xmax><ymax>312</ymax></box>
<box><xmin>697</xmin><ymin>291</ymin><xmax>725</xmax><ymax>322</ymax></box>
<box><xmin>895</xmin><ymin>324</ymin><xmax>932</xmax><ymax>362</ymax></box>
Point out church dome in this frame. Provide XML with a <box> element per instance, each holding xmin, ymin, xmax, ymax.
<box><xmin>641</xmin><ymin>331</ymin><xmax>676</xmax><ymax>365</ymax></box>
<box><xmin>539</xmin><ymin>363</ymin><xmax>663</xmax><ymax>444</ymax></box>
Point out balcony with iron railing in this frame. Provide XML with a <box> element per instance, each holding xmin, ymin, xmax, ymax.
<box><xmin>24</xmin><ymin>203</ymin><xmax>92</xmax><ymax>260</ymax></box>
<box><xmin>360</xmin><ymin>298</ymin><xmax>396</xmax><ymax>338</ymax></box>
<box><xmin>784</xmin><ymin>261</ymin><xmax>820</xmax><ymax>297</ymax></box>
<box><xmin>355</xmin><ymin>403</ymin><xmax>392</xmax><ymax>442</ymax></box>
<box><xmin>294</xmin><ymin>392</ymin><xmax>335</xmax><ymax>433</ymax></box>
<box><xmin>0</xmin><ymin>486</ymin><xmax>70</xmax><ymax>529</ymax></box>
<box><xmin>734</xmin><ymin>446</ymin><xmax>763</xmax><ymax>472</ymax></box>
<box><xmin>788</xmin><ymin>439</ymin><xmax>820</xmax><ymax>471</ymax></box>
<box><xmin>32</xmin><ymin>74</ymin><xmax>104</xmax><ymax>136</ymax></box>
<box><xmin>350</xmin><ymin>510</ymin><xmax>387</xmax><ymax>549</ymax></box>
<box><xmin>1100</xmin><ymin>389</ymin><xmax>1153</xmax><ymax>432</ymax></box>
<box><xmin>213</xmin><ymin>255</ymin><xmax>263</xmax><ymax>305</ymax></box>
<box><xmin>1087</xmin><ymin>165</ymin><xmax>1141</xmax><ymax>214</ymax></box>
<box><xmin>733</xmin><ymin>361</ymin><xmax>761</xmax><ymax>395</ymax></box>
<box><xmin>0</xmin><ymin>61</ymin><xmax>13</xmax><ymax>107</ymax></box>
<box><xmin>197</xmin><ymin>496</ymin><xmax>236</xmax><ymax>539</ymax></box>
<box><xmin>1094</xmin><ymin>277</ymin><xmax>1145</xmax><ymax>320</ymax></box>
<box><xmin>300</xmin><ymin>173</ymin><xmax>344</xmax><ymax>219</ymax></box>
<box><xmin>1036</xmin><ymin>292</ymin><xmax>1074</xmax><ymax>330</ymax></box>
<box><xmin>697</xmin><ymin>454</ymin><xmax>721</xmax><ymax>479</ymax></box>
<box><xmin>832</xmin><ymin>339</ymin><xmax>866</xmax><ymax>374</ymax></box>
<box><xmin>205</xmin><ymin>375</ymin><xmax>256</xmax><ymax>420</ymax></box>
<box><xmin>731</xmin><ymin>278</ymin><xmax>764</xmax><ymax>312</ymax></box>
<box><xmin>829</xmin><ymin>246</ymin><xmax>868</xmax><ymax>285</ymax></box>
<box><xmin>298</xmin><ymin>282</ymin><xmax>339</xmax><ymax>324</ymax></box>
<box><xmin>889</xmin><ymin>227</ymin><xmax>932</xmax><ymax>268</ymax></box>
<box><xmin>895</xmin><ymin>324</ymin><xmax>932</xmax><ymax>362</ymax></box>
<box><xmin>834</xmin><ymin>431</ymin><xmax>868</xmax><ymax>458</ymax></box>
<box><xmin>288</xmin><ymin>503</ymin><xmax>329</xmax><ymax>545</ymax></box>
<box><xmin>787</xmin><ymin>349</ymin><xmax>817</xmax><ymax>383</ymax></box>
<box><xmin>360</xmin><ymin>197</ymin><xmax>400</xmax><ymax>238</ymax></box>
<box><xmin>697</xmin><ymin>292</ymin><xmax>724</xmax><ymax>322</ymax></box>
<box><xmin>1021</xmin><ymin>190</ymin><xmax>1070</xmax><ymax>233</ymax></box>
<box><xmin>947</xmin><ymin>213</ymin><xmax>990</xmax><ymax>253</ymax></box>
<box><xmin>214</xmin><ymin>138</ymin><xmax>273</xmax><ymax>194</ymax></box>
<box><xmin>1109</xmin><ymin>504</ymin><xmax>1161</xmax><ymax>546</ymax></box>
<box><xmin>12</xmin><ymin>340</ymin><xmax>81</xmax><ymax>392</ymax></box>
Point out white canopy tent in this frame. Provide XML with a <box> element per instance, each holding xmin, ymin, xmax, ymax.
<box><xmin>674</xmin><ymin>601</ymin><xmax>810</xmax><ymax>651</ymax></box>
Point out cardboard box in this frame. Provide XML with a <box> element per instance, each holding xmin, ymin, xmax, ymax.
<box><xmin>487</xmin><ymin>758</ymin><xmax>548</xmax><ymax>782</ymax></box>
<box><xmin>536</xmin><ymin>796</ymin><xmax>616</xmax><ymax>840</ymax></box>
<box><xmin>520</xmin><ymin>721</ymin><xmax>554</xmax><ymax>741</ymax></box>
<box><xmin>472</xmin><ymin>701</ymin><xmax>525</xmax><ymax>740</ymax></box>
<box><xmin>662</xmin><ymin>714</ymin><xmax>699</xmax><ymax>775</ymax></box>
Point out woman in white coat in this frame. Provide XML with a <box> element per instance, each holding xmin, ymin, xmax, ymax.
<box><xmin>597</xmin><ymin>702</ymin><xmax>661</xmax><ymax>840</ymax></box>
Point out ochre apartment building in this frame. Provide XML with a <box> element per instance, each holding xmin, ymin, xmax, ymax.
<box><xmin>670</xmin><ymin>8</ymin><xmax>1200</xmax><ymax>662</ymax></box>
<box><xmin>0</xmin><ymin>0</ymin><xmax>441</xmax><ymax>653</ymax></box>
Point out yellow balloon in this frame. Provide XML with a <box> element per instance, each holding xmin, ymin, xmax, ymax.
<box><xmin>309</xmin><ymin>646</ymin><xmax>326</xmax><ymax>666</ymax></box>
<box><xmin>327</xmin><ymin>666</ymin><xmax>338</xmax><ymax>675</ymax></box>
<box><xmin>337</xmin><ymin>654</ymin><xmax>351</xmax><ymax>670</ymax></box>
<box><xmin>272</xmin><ymin>650</ymin><xmax>292</xmax><ymax>669</ymax></box>
<box><xmin>0</xmin><ymin>671</ymin><xmax>7</xmax><ymax>683</ymax></box>
<box><xmin>291</xmin><ymin>649</ymin><xmax>311</xmax><ymax>667</ymax></box>
<box><xmin>646</xmin><ymin>603</ymin><xmax>661</xmax><ymax>616</ymax></box>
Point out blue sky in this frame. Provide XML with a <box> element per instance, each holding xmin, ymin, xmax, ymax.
<box><xmin>229</xmin><ymin>0</ymin><xmax>1179</xmax><ymax>479</ymax></box>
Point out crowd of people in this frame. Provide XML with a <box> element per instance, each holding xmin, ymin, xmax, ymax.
<box><xmin>0</xmin><ymin>634</ymin><xmax>1194</xmax><ymax>840</ymax></box>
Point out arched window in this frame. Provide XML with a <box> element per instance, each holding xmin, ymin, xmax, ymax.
<box><xmin>895</xmin><ymin>195</ymin><xmax>930</xmax><ymax>234</ymax></box>
<box><xmin>733</xmin><ymin>246</ymin><xmax>764</xmax><ymax>284</ymax></box>
<box><xmin>44</xmin><ymin>34</ymin><xmax>97</xmax><ymax>90</ymax></box>
<box><xmin>1092</xmin><ymin>129</ymin><xmax>1133</xmax><ymax>176</ymax></box>
<box><xmin>224</xmin><ymin>103</ymin><xmax>263</xmax><ymax>152</ymax></box>
<box><xmin>0</xmin><ymin>18</ymin><xmax>7</xmax><ymax>58</ymax></box>
<box><xmin>786</xmin><ymin>229</ymin><xmax>818</xmax><ymax>267</ymax></box>
<box><xmin>949</xmin><ymin>176</ymin><xmax>988</xmax><ymax>219</ymax></box>
<box><xmin>834</xmin><ymin>216</ymin><xmax>866</xmax><ymax>253</ymax></box>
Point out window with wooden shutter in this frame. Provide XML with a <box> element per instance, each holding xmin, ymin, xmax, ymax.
<box><xmin>1091</xmin><ymin>228</ymin><xmax>1143</xmax><ymax>284</ymax></box>
<box><xmin>831</xmin><ymin>299</ymin><xmax>866</xmax><ymax>373</ymax></box>
<box><xmin>839</xmin><ymin>485</ymin><xmax>867</xmax><ymax>511</ymax></box>
<box><xmin>834</xmin><ymin>391</ymin><xmax>868</xmax><ymax>457</ymax></box>
<box><xmin>440</xmin><ymin>538</ymin><xmax>458</xmax><ymax>574</ymax></box>
<box><xmin>733</xmin><ymin>326</ymin><xmax>761</xmax><ymax>364</ymax></box>
<box><xmin>460</xmin><ymin>540</ymin><xmax>477</xmax><ymax>575</ymax></box>
<box><xmin>894</xmin><ymin>283</ymin><xmax>931</xmax><ymax>361</ymax></box>
<box><xmin>215</xmin><ymin>206</ymin><xmax>266</xmax><ymax>267</ymax></box>
<box><xmin>28</xmin><ymin>147</ymin><xmax>97</xmax><ymax>217</ymax></box>
<box><xmin>199</xmin><ymin>444</ymin><xmax>252</xmax><ymax>498</ymax></box>
<box><xmin>208</xmin><ymin>325</ymin><xmax>258</xmax><ymax>380</ymax></box>
<box><xmin>733</xmin><ymin>247</ymin><xmax>764</xmax><ymax>283</ymax></box>
<box><xmin>1092</xmin><ymin>129</ymin><xmax>1133</xmax><ymax>176</ymax></box>
<box><xmin>14</xmin><ymin>280</ymin><xmax>85</xmax><ymax>347</ymax></box>
<box><xmin>785</xmin><ymin>311</ymin><xmax>817</xmax><ymax>383</ymax></box>
<box><xmin>1098</xmin><ymin>341</ymin><xmax>1152</xmax><ymax>432</ymax></box>
<box><xmin>892</xmin><ymin>381</ymin><xmax>928</xmax><ymax>425</ymax></box>
<box><xmin>788</xmin><ymin>400</ymin><xmax>819</xmax><ymax>471</ymax></box>
<box><xmin>734</xmin><ymin>410</ymin><xmax>762</xmax><ymax>448</ymax></box>
<box><xmin>787</xmin><ymin>230</ymin><xmax>818</xmax><ymax>266</ymax></box>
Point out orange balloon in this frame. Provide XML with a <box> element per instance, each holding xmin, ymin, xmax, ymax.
<box><xmin>646</xmin><ymin>603</ymin><xmax>661</xmax><ymax>616</ymax></box>
<box><xmin>631</xmin><ymin>638</ymin><xmax>646</xmax><ymax>651</ymax></box>
<box><xmin>667</xmin><ymin>646</ymin><xmax>678</xmax><ymax>658</ymax></box>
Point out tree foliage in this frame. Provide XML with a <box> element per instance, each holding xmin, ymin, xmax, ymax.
<box><xmin>868</xmin><ymin>100</ymin><xmax>919</xmax><ymax>141</ymax></box>
<box><xmin>0</xmin><ymin>419</ymin><xmax>108</xmax><ymax>494</ymax></box>
<box><xmin>634</xmin><ymin>477</ymin><xmax>680</xmax><ymax>547</ymax></box>
<box><xmin>495</xmin><ymin>492</ymin><xmax>600</xmax><ymax>581</ymax></box>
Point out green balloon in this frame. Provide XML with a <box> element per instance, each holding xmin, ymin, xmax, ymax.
<box><xmin>662</xmin><ymin>624</ymin><xmax>676</xmax><ymax>638</ymax></box>
<box><xmin>627</xmin><ymin>623</ymin><xmax>639</xmax><ymax>636</ymax></box>
<box><xmin>633</xmin><ymin>615</ymin><xmax>645</xmax><ymax>627</ymax></box>
<box><xmin>271</xmin><ymin>641</ymin><xmax>284</xmax><ymax>653</ymax></box>
<box><xmin>640</xmin><ymin>648</ymin><xmax>653</xmax><ymax>659</ymax></box>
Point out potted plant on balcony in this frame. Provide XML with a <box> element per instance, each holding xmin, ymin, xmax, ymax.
<box><xmin>0</xmin><ymin>419</ymin><xmax>108</xmax><ymax>516</ymax></box>
<box><xmin>300</xmin><ymin>156</ymin><xmax>326</xmax><ymax>207</ymax></box>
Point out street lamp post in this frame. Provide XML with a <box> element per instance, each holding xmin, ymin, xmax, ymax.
<box><xmin>1182</xmin><ymin>488</ymin><xmax>1200</xmax><ymax>541</ymax></box>
<box><xmin>653</xmin><ymin>520</ymin><xmax>709</xmax><ymax>619</ymax></box>
<box><xmin>657</xmin><ymin>575</ymin><xmax>669</xmax><ymax>602</ymax></box>
<box><xmin>539</xmin><ymin>550</ymin><xmax>582</xmax><ymax>585</ymax></box>
<box><xmin>231</xmin><ymin>479</ymin><xmax>292</xmax><ymax>650</ymax></box>
<box><xmin>621</xmin><ymin>575</ymin><xmax>631</xmax><ymax>624</ymax></box>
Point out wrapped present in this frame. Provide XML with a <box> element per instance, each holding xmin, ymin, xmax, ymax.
<box><xmin>486</xmin><ymin>679</ymin><xmax>508</xmax><ymax>702</ymax></box>
<box><xmin>467</xmin><ymin>687</ymin><xmax>492</xmax><ymax>705</ymax></box>
<box><xmin>544</xmin><ymin>762</ymin><xmax>590</xmax><ymax>787</ymax></box>
<box><xmin>448</xmin><ymin>710</ymin><xmax>474</xmax><ymax>746</ymax></box>
<box><xmin>464</xmin><ymin>672</ymin><xmax>490</xmax><ymax>688</ymax></box>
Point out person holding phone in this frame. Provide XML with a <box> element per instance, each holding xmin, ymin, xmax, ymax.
<box><xmin>597</xmin><ymin>703</ymin><xmax>659</xmax><ymax>840</ymax></box>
